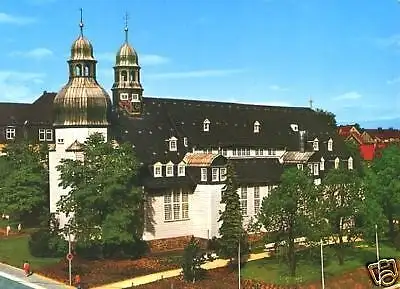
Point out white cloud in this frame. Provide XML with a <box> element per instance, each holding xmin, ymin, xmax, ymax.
<box><xmin>268</xmin><ymin>84</ymin><xmax>290</xmax><ymax>92</ymax></box>
<box><xmin>0</xmin><ymin>71</ymin><xmax>46</xmax><ymax>102</ymax></box>
<box><xmin>374</xmin><ymin>34</ymin><xmax>400</xmax><ymax>49</ymax></box>
<box><xmin>0</xmin><ymin>12</ymin><xmax>36</xmax><ymax>25</ymax></box>
<box><xmin>387</xmin><ymin>77</ymin><xmax>400</xmax><ymax>85</ymax></box>
<box><xmin>96</xmin><ymin>52</ymin><xmax>170</xmax><ymax>66</ymax></box>
<box><xmin>9</xmin><ymin>48</ymin><xmax>53</xmax><ymax>60</ymax></box>
<box><xmin>332</xmin><ymin>91</ymin><xmax>362</xmax><ymax>101</ymax></box>
<box><xmin>147</xmin><ymin>69</ymin><xmax>244</xmax><ymax>79</ymax></box>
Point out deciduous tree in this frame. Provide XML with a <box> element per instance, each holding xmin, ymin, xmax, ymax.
<box><xmin>56</xmin><ymin>133</ymin><xmax>143</xmax><ymax>248</ymax></box>
<box><xmin>258</xmin><ymin>167</ymin><xmax>320</xmax><ymax>276</ymax></box>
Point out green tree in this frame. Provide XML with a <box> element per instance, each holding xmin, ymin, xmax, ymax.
<box><xmin>0</xmin><ymin>141</ymin><xmax>48</xmax><ymax>226</ymax></box>
<box><xmin>181</xmin><ymin>237</ymin><xmax>206</xmax><ymax>283</ymax></box>
<box><xmin>314</xmin><ymin>108</ymin><xmax>337</xmax><ymax>129</ymax></box>
<box><xmin>218</xmin><ymin>161</ymin><xmax>248</xmax><ymax>262</ymax></box>
<box><xmin>320</xmin><ymin>167</ymin><xmax>364</xmax><ymax>265</ymax></box>
<box><xmin>258</xmin><ymin>167</ymin><xmax>320</xmax><ymax>276</ymax></box>
<box><xmin>364</xmin><ymin>144</ymin><xmax>400</xmax><ymax>243</ymax></box>
<box><xmin>56</xmin><ymin>133</ymin><xmax>143</xmax><ymax>248</ymax></box>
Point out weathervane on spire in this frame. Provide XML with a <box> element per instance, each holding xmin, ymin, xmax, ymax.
<box><xmin>79</xmin><ymin>8</ymin><xmax>84</xmax><ymax>36</ymax></box>
<box><xmin>124</xmin><ymin>12</ymin><xmax>129</xmax><ymax>43</ymax></box>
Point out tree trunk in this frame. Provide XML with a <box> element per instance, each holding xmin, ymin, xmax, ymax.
<box><xmin>337</xmin><ymin>234</ymin><xmax>344</xmax><ymax>265</ymax></box>
<box><xmin>388</xmin><ymin>213</ymin><xmax>395</xmax><ymax>243</ymax></box>
<box><xmin>288</xmin><ymin>237</ymin><xmax>296</xmax><ymax>276</ymax></box>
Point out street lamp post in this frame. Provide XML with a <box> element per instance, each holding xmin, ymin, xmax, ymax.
<box><xmin>375</xmin><ymin>224</ymin><xmax>381</xmax><ymax>287</ymax></box>
<box><xmin>68</xmin><ymin>226</ymin><xmax>72</xmax><ymax>286</ymax></box>
<box><xmin>320</xmin><ymin>239</ymin><xmax>325</xmax><ymax>289</ymax></box>
<box><xmin>238</xmin><ymin>237</ymin><xmax>241</xmax><ymax>289</ymax></box>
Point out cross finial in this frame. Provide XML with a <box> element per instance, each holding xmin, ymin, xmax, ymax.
<box><xmin>79</xmin><ymin>8</ymin><xmax>84</xmax><ymax>36</ymax></box>
<box><xmin>309</xmin><ymin>97</ymin><xmax>314</xmax><ymax>109</ymax></box>
<box><xmin>124</xmin><ymin>12</ymin><xmax>129</xmax><ymax>43</ymax></box>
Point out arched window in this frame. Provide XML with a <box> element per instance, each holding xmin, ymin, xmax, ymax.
<box><xmin>129</xmin><ymin>70</ymin><xmax>135</xmax><ymax>82</ymax></box>
<box><xmin>121</xmin><ymin>70</ymin><xmax>128</xmax><ymax>82</ymax></box>
<box><xmin>84</xmin><ymin>65</ymin><xmax>89</xmax><ymax>76</ymax></box>
<box><xmin>75</xmin><ymin>64</ymin><xmax>82</xmax><ymax>76</ymax></box>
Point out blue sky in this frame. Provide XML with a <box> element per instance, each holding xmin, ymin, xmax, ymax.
<box><xmin>1</xmin><ymin>0</ymin><xmax>400</xmax><ymax>128</ymax></box>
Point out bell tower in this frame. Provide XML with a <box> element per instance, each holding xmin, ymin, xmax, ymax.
<box><xmin>112</xmin><ymin>14</ymin><xmax>143</xmax><ymax>116</ymax></box>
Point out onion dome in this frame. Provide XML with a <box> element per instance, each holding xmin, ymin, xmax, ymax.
<box><xmin>53</xmin><ymin>11</ymin><xmax>111</xmax><ymax>127</ymax></box>
<box><xmin>115</xmin><ymin>24</ymin><xmax>138</xmax><ymax>66</ymax></box>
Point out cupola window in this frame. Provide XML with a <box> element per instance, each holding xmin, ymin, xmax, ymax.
<box><xmin>328</xmin><ymin>138</ymin><xmax>333</xmax><ymax>151</ymax></box>
<box><xmin>84</xmin><ymin>65</ymin><xmax>89</xmax><ymax>76</ymax></box>
<box><xmin>153</xmin><ymin>162</ymin><xmax>162</xmax><ymax>177</ymax></box>
<box><xmin>120</xmin><ymin>93</ymin><xmax>128</xmax><ymax>101</ymax></box>
<box><xmin>169</xmin><ymin>137</ymin><xmax>177</xmax><ymax>151</ymax></box>
<box><xmin>313</xmin><ymin>138</ymin><xmax>319</xmax><ymax>151</ymax></box>
<box><xmin>178</xmin><ymin>162</ymin><xmax>185</xmax><ymax>176</ymax></box>
<box><xmin>121</xmin><ymin>70</ymin><xmax>128</xmax><ymax>82</ymax></box>
<box><xmin>254</xmin><ymin>121</ymin><xmax>260</xmax><ymax>133</ymax></box>
<box><xmin>320</xmin><ymin>157</ymin><xmax>325</xmax><ymax>171</ymax></box>
<box><xmin>75</xmin><ymin>64</ymin><xmax>82</xmax><ymax>76</ymax></box>
<box><xmin>129</xmin><ymin>70</ymin><xmax>134</xmax><ymax>81</ymax></box>
<box><xmin>131</xmin><ymin>94</ymin><xmax>139</xmax><ymax>102</ymax></box>
<box><xmin>348</xmin><ymin>157</ymin><xmax>353</xmax><ymax>170</ymax></box>
<box><xmin>166</xmin><ymin>162</ymin><xmax>174</xmax><ymax>177</ymax></box>
<box><xmin>334</xmin><ymin>157</ymin><xmax>340</xmax><ymax>169</ymax></box>
<box><xmin>203</xmin><ymin>119</ymin><xmax>210</xmax><ymax>132</ymax></box>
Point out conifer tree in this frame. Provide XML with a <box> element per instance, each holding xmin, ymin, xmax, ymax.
<box><xmin>218</xmin><ymin>161</ymin><xmax>248</xmax><ymax>262</ymax></box>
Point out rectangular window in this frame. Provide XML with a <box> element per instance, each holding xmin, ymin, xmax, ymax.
<box><xmin>238</xmin><ymin>149</ymin><xmax>242</xmax><ymax>156</ymax></box>
<box><xmin>164</xmin><ymin>190</ymin><xmax>189</xmax><ymax>221</ymax></box>
<box><xmin>308</xmin><ymin>164</ymin><xmax>313</xmax><ymax>174</ymax></box>
<box><xmin>222</xmin><ymin>148</ymin><xmax>227</xmax><ymax>156</ymax></box>
<box><xmin>268</xmin><ymin>149</ymin><xmax>272</xmax><ymax>155</ymax></box>
<box><xmin>220</xmin><ymin>168</ymin><xmax>227</xmax><ymax>181</ymax></box>
<box><xmin>6</xmin><ymin>128</ymin><xmax>15</xmax><ymax>140</ymax></box>
<box><xmin>45</xmin><ymin>129</ymin><xmax>53</xmax><ymax>141</ymax></box>
<box><xmin>131</xmin><ymin>93</ymin><xmax>139</xmax><ymax>101</ymax></box>
<box><xmin>240</xmin><ymin>187</ymin><xmax>248</xmax><ymax>216</ymax></box>
<box><xmin>166</xmin><ymin>165</ymin><xmax>173</xmax><ymax>177</ymax></box>
<box><xmin>297</xmin><ymin>164</ymin><xmax>304</xmax><ymax>170</ymax></box>
<box><xmin>178</xmin><ymin>165</ymin><xmax>185</xmax><ymax>176</ymax></box>
<box><xmin>169</xmin><ymin>140</ymin><xmax>177</xmax><ymax>151</ymax></box>
<box><xmin>212</xmin><ymin>168</ymin><xmax>219</xmax><ymax>181</ymax></box>
<box><xmin>57</xmin><ymin>138</ymin><xmax>64</xmax><ymax>144</ymax></box>
<box><xmin>313</xmin><ymin>163</ymin><xmax>319</xmax><ymax>176</ymax></box>
<box><xmin>154</xmin><ymin>165</ymin><xmax>162</xmax><ymax>177</ymax></box>
<box><xmin>120</xmin><ymin>93</ymin><xmax>128</xmax><ymax>100</ymax></box>
<box><xmin>254</xmin><ymin>186</ymin><xmax>260</xmax><ymax>215</ymax></box>
<box><xmin>201</xmin><ymin>168</ymin><xmax>207</xmax><ymax>181</ymax></box>
<box><xmin>246</xmin><ymin>148</ymin><xmax>250</xmax><ymax>156</ymax></box>
<box><xmin>39</xmin><ymin>129</ymin><xmax>46</xmax><ymax>141</ymax></box>
<box><xmin>232</xmin><ymin>149</ymin><xmax>237</xmax><ymax>156</ymax></box>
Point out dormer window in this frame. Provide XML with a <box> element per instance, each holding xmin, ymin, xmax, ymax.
<box><xmin>253</xmin><ymin>121</ymin><xmax>260</xmax><ymax>133</ymax></box>
<box><xmin>169</xmin><ymin>137</ymin><xmax>177</xmax><ymax>151</ymax></box>
<box><xmin>220</xmin><ymin>167</ymin><xmax>227</xmax><ymax>181</ymax></box>
<box><xmin>166</xmin><ymin>162</ymin><xmax>174</xmax><ymax>177</ymax></box>
<box><xmin>313</xmin><ymin>138</ymin><xmax>319</xmax><ymax>151</ymax></box>
<box><xmin>348</xmin><ymin>157</ymin><xmax>353</xmax><ymax>170</ymax></box>
<box><xmin>183</xmin><ymin>137</ymin><xmax>188</xmax><ymax>147</ymax></box>
<box><xmin>6</xmin><ymin>127</ymin><xmax>15</xmax><ymax>140</ymax></box>
<box><xmin>154</xmin><ymin>162</ymin><xmax>162</xmax><ymax>177</ymax></box>
<box><xmin>178</xmin><ymin>162</ymin><xmax>185</xmax><ymax>176</ymax></box>
<box><xmin>212</xmin><ymin>168</ymin><xmax>219</xmax><ymax>181</ymax></box>
<box><xmin>334</xmin><ymin>157</ymin><xmax>340</xmax><ymax>169</ymax></box>
<box><xmin>201</xmin><ymin>168</ymin><xmax>207</xmax><ymax>181</ymax></box>
<box><xmin>320</xmin><ymin>157</ymin><xmax>325</xmax><ymax>171</ymax></box>
<box><xmin>203</xmin><ymin>119</ymin><xmax>210</xmax><ymax>132</ymax></box>
<box><xmin>290</xmin><ymin>124</ymin><xmax>299</xmax><ymax>132</ymax></box>
<box><xmin>328</xmin><ymin>138</ymin><xmax>333</xmax><ymax>151</ymax></box>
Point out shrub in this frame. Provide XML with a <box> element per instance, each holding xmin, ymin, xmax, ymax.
<box><xmin>181</xmin><ymin>236</ymin><xmax>206</xmax><ymax>282</ymax></box>
<box><xmin>28</xmin><ymin>229</ymin><xmax>68</xmax><ymax>258</ymax></box>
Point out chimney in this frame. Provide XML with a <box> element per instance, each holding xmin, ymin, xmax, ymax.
<box><xmin>299</xmin><ymin>130</ymin><xmax>306</xmax><ymax>152</ymax></box>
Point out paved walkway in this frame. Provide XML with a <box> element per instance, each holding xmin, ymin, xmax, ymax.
<box><xmin>0</xmin><ymin>262</ymin><xmax>74</xmax><ymax>289</ymax></box>
<box><xmin>93</xmin><ymin>236</ymin><xmax>357</xmax><ymax>289</ymax></box>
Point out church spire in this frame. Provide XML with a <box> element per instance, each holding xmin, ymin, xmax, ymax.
<box><xmin>79</xmin><ymin>8</ymin><xmax>84</xmax><ymax>36</ymax></box>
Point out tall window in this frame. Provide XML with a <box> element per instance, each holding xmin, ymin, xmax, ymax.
<box><xmin>166</xmin><ymin>163</ymin><xmax>174</xmax><ymax>177</ymax></box>
<box><xmin>212</xmin><ymin>168</ymin><xmax>219</xmax><ymax>181</ymax></box>
<box><xmin>348</xmin><ymin>157</ymin><xmax>353</xmax><ymax>170</ymax></box>
<box><xmin>178</xmin><ymin>163</ymin><xmax>185</xmax><ymax>176</ymax></box>
<box><xmin>45</xmin><ymin>129</ymin><xmax>53</xmax><ymax>141</ymax></box>
<box><xmin>164</xmin><ymin>189</ymin><xmax>189</xmax><ymax>221</ymax></box>
<box><xmin>328</xmin><ymin>138</ymin><xmax>333</xmax><ymax>151</ymax></box>
<box><xmin>203</xmin><ymin>119</ymin><xmax>210</xmax><ymax>132</ymax></box>
<box><xmin>313</xmin><ymin>139</ymin><xmax>319</xmax><ymax>151</ymax></box>
<box><xmin>254</xmin><ymin>186</ymin><xmax>260</xmax><ymax>215</ymax></box>
<box><xmin>320</xmin><ymin>157</ymin><xmax>325</xmax><ymax>171</ymax></box>
<box><xmin>313</xmin><ymin>163</ymin><xmax>319</xmax><ymax>176</ymax></box>
<box><xmin>253</xmin><ymin>121</ymin><xmax>260</xmax><ymax>133</ymax></box>
<box><xmin>201</xmin><ymin>168</ymin><xmax>207</xmax><ymax>181</ymax></box>
<box><xmin>220</xmin><ymin>167</ymin><xmax>227</xmax><ymax>181</ymax></box>
<box><xmin>154</xmin><ymin>163</ymin><xmax>162</xmax><ymax>177</ymax></box>
<box><xmin>169</xmin><ymin>137</ymin><xmax>177</xmax><ymax>151</ymax></box>
<box><xmin>240</xmin><ymin>187</ymin><xmax>248</xmax><ymax>216</ymax></box>
<box><xmin>334</xmin><ymin>157</ymin><xmax>340</xmax><ymax>169</ymax></box>
<box><xmin>221</xmin><ymin>148</ymin><xmax>227</xmax><ymax>156</ymax></box>
<box><xmin>6</xmin><ymin>128</ymin><xmax>15</xmax><ymax>140</ymax></box>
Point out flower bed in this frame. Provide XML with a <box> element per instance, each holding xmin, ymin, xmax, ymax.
<box><xmin>134</xmin><ymin>266</ymin><xmax>376</xmax><ymax>289</ymax></box>
<box><xmin>37</xmin><ymin>255</ymin><xmax>181</xmax><ymax>287</ymax></box>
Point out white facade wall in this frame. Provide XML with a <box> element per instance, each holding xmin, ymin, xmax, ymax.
<box><xmin>142</xmin><ymin>184</ymin><xmax>276</xmax><ymax>241</ymax></box>
<box><xmin>49</xmin><ymin>127</ymin><xmax>108</xmax><ymax>227</ymax></box>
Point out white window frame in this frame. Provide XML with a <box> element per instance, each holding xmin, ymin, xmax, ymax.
<box><xmin>254</xmin><ymin>186</ymin><xmax>260</xmax><ymax>215</ymax></box>
<box><xmin>320</xmin><ymin>157</ymin><xmax>325</xmax><ymax>171</ymax></box>
<box><xmin>212</xmin><ymin>168</ymin><xmax>219</xmax><ymax>182</ymax></box>
<box><xmin>348</xmin><ymin>157</ymin><xmax>353</xmax><ymax>170</ymax></box>
<box><xmin>131</xmin><ymin>93</ymin><xmax>139</xmax><ymax>102</ymax></box>
<box><xmin>240</xmin><ymin>187</ymin><xmax>248</xmax><ymax>216</ymax></box>
<box><xmin>313</xmin><ymin>163</ymin><xmax>319</xmax><ymax>176</ymax></box>
<box><xmin>183</xmin><ymin>137</ymin><xmax>188</xmax><ymax>147</ymax></box>
<box><xmin>164</xmin><ymin>189</ymin><xmax>189</xmax><ymax>221</ymax></box>
<box><xmin>45</xmin><ymin>129</ymin><xmax>53</xmax><ymax>141</ymax></box>
<box><xmin>39</xmin><ymin>129</ymin><xmax>46</xmax><ymax>141</ymax></box>
<box><xmin>221</xmin><ymin>148</ymin><xmax>227</xmax><ymax>156</ymax></box>
<box><xmin>154</xmin><ymin>162</ymin><xmax>162</xmax><ymax>177</ymax></box>
<box><xmin>220</xmin><ymin>167</ymin><xmax>227</xmax><ymax>181</ymax></box>
<box><xmin>166</xmin><ymin>162</ymin><xmax>174</xmax><ymax>177</ymax></box>
<box><xmin>57</xmin><ymin>138</ymin><xmax>64</xmax><ymax>144</ymax></box>
<box><xmin>334</xmin><ymin>157</ymin><xmax>340</xmax><ymax>169</ymax></box>
<box><xmin>6</xmin><ymin>127</ymin><xmax>15</xmax><ymax>140</ymax></box>
<box><xmin>297</xmin><ymin>164</ymin><xmax>304</xmax><ymax>170</ymax></box>
<box><xmin>313</xmin><ymin>138</ymin><xmax>319</xmax><ymax>151</ymax></box>
<box><xmin>203</xmin><ymin>119</ymin><xmax>210</xmax><ymax>132</ymax></box>
<box><xmin>254</xmin><ymin>121</ymin><xmax>260</xmax><ymax>133</ymax></box>
<box><xmin>169</xmin><ymin>137</ymin><xmax>177</xmax><ymax>152</ymax></box>
<box><xmin>328</xmin><ymin>138</ymin><xmax>333</xmax><ymax>151</ymax></box>
<box><xmin>201</xmin><ymin>168</ymin><xmax>207</xmax><ymax>181</ymax></box>
<box><xmin>178</xmin><ymin>163</ymin><xmax>185</xmax><ymax>176</ymax></box>
<box><xmin>120</xmin><ymin>93</ymin><xmax>129</xmax><ymax>101</ymax></box>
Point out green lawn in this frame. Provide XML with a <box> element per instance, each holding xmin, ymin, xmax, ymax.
<box><xmin>242</xmin><ymin>241</ymin><xmax>400</xmax><ymax>285</ymax></box>
<box><xmin>0</xmin><ymin>234</ymin><xmax>60</xmax><ymax>269</ymax></box>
